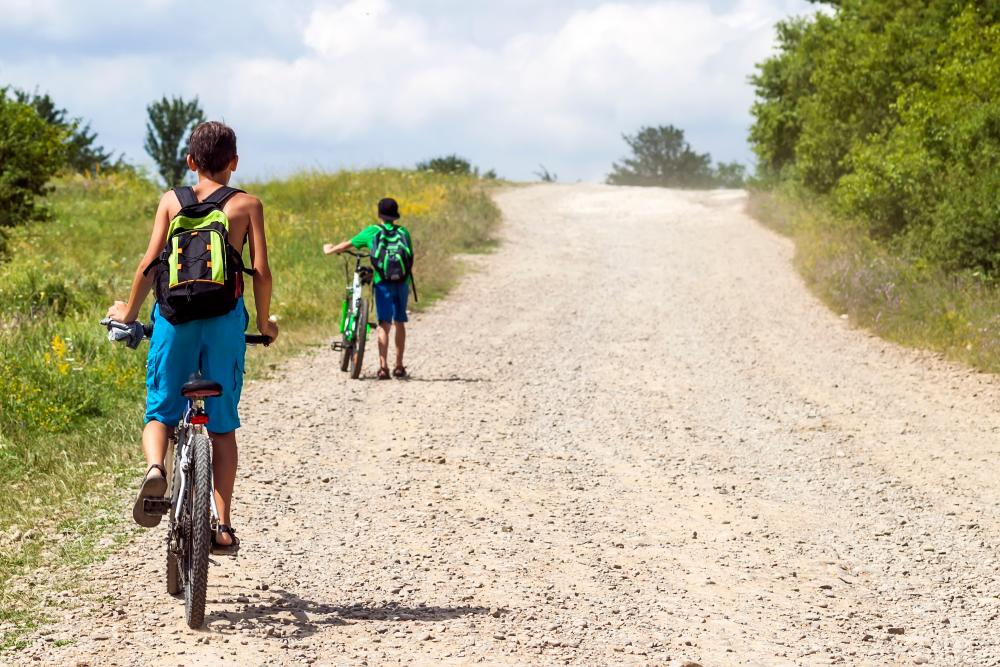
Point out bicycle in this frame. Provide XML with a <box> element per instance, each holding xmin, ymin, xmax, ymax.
<box><xmin>331</xmin><ymin>249</ymin><xmax>375</xmax><ymax>379</ymax></box>
<box><xmin>102</xmin><ymin>318</ymin><xmax>270</xmax><ymax>629</ymax></box>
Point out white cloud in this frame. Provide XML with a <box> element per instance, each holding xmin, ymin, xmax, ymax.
<box><xmin>0</xmin><ymin>0</ymin><xmax>816</xmax><ymax>180</ymax></box>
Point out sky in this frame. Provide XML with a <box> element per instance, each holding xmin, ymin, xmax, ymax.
<box><xmin>0</xmin><ymin>0</ymin><xmax>816</xmax><ymax>183</ymax></box>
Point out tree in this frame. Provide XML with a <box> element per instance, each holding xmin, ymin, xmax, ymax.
<box><xmin>144</xmin><ymin>96</ymin><xmax>205</xmax><ymax>187</ymax></box>
<box><xmin>416</xmin><ymin>154</ymin><xmax>474</xmax><ymax>175</ymax></box>
<box><xmin>534</xmin><ymin>165</ymin><xmax>557</xmax><ymax>182</ymax></box>
<box><xmin>607</xmin><ymin>125</ymin><xmax>716</xmax><ymax>188</ymax></box>
<box><xmin>14</xmin><ymin>89</ymin><xmax>113</xmax><ymax>174</ymax></box>
<box><xmin>713</xmin><ymin>161</ymin><xmax>747</xmax><ymax>189</ymax></box>
<box><xmin>0</xmin><ymin>90</ymin><xmax>66</xmax><ymax>248</ymax></box>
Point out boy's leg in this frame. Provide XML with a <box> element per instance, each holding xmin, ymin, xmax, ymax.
<box><xmin>378</xmin><ymin>322</ymin><xmax>391</xmax><ymax>370</ymax></box>
<box><xmin>142</xmin><ymin>303</ymin><xmax>197</xmax><ymax>496</ymax></box>
<box><xmin>210</xmin><ymin>430</ymin><xmax>238</xmax><ymax>545</ymax></box>
<box><xmin>142</xmin><ymin>421</ymin><xmax>172</xmax><ymax>476</ymax></box>
<box><xmin>200</xmin><ymin>300</ymin><xmax>248</xmax><ymax>545</ymax></box>
<box><xmin>394</xmin><ymin>322</ymin><xmax>406</xmax><ymax>369</ymax></box>
<box><xmin>392</xmin><ymin>282</ymin><xmax>409</xmax><ymax>372</ymax></box>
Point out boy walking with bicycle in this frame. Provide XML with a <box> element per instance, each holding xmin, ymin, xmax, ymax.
<box><xmin>106</xmin><ymin>121</ymin><xmax>278</xmax><ymax>553</ymax></box>
<box><xmin>323</xmin><ymin>197</ymin><xmax>414</xmax><ymax>379</ymax></box>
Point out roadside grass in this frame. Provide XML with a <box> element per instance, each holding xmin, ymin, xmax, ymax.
<box><xmin>747</xmin><ymin>189</ymin><xmax>1000</xmax><ymax>372</ymax></box>
<box><xmin>0</xmin><ymin>168</ymin><xmax>500</xmax><ymax>650</ymax></box>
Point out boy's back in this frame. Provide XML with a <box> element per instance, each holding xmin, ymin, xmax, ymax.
<box><xmin>159</xmin><ymin>181</ymin><xmax>263</xmax><ymax>255</ymax></box>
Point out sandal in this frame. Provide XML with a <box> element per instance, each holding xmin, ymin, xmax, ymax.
<box><xmin>392</xmin><ymin>366</ymin><xmax>408</xmax><ymax>378</ymax></box>
<box><xmin>377</xmin><ymin>367</ymin><xmax>391</xmax><ymax>380</ymax></box>
<box><xmin>211</xmin><ymin>524</ymin><xmax>241</xmax><ymax>556</ymax></box>
<box><xmin>132</xmin><ymin>464</ymin><xmax>167</xmax><ymax>528</ymax></box>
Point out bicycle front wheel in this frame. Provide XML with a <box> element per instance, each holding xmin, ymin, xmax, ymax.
<box><xmin>339</xmin><ymin>329</ymin><xmax>351</xmax><ymax>372</ymax></box>
<box><xmin>183</xmin><ymin>432</ymin><xmax>212</xmax><ymax>628</ymax></box>
<box><xmin>349</xmin><ymin>298</ymin><xmax>369</xmax><ymax>379</ymax></box>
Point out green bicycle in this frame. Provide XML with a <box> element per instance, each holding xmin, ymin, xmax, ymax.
<box><xmin>332</xmin><ymin>249</ymin><xmax>374</xmax><ymax>379</ymax></box>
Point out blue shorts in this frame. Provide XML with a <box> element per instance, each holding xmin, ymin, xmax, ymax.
<box><xmin>374</xmin><ymin>281</ymin><xmax>409</xmax><ymax>323</ymax></box>
<box><xmin>145</xmin><ymin>299</ymin><xmax>248</xmax><ymax>433</ymax></box>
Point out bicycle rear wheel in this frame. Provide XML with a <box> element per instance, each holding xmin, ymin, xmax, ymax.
<box><xmin>183</xmin><ymin>432</ymin><xmax>212</xmax><ymax>628</ymax></box>
<box><xmin>349</xmin><ymin>298</ymin><xmax>368</xmax><ymax>379</ymax></box>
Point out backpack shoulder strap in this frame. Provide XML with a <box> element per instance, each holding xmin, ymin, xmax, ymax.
<box><xmin>173</xmin><ymin>186</ymin><xmax>198</xmax><ymax>209</ymax></box>
<box><xmin>204</xmin><ymin>186</ymin><xmax>245</xmax><ymax>208</ymax></box>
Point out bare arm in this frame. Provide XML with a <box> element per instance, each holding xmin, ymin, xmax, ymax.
<box><xmin>246</xmin><ymin>197</ymin><xmax>278</xmax><ymax>339</ymax></box>
<box><xmin>107</xmin><ymin>192</ymin><xmax>172</xmax><ymax>323</ymax></box>
<box><xmin>322</xmin><ymin>239</ymin><xmax>355</xmax><ymax>255</ymax></box>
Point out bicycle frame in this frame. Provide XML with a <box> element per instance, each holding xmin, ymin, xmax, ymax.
<box><xmin>170</xmin><ymin>398</ymin><xmax>217</xmax><ymax>526</ymax></box>
<box><xmin>339</xmin><ymin>252</ymin><xmax>373</xmax><ymax>341</ymax></box>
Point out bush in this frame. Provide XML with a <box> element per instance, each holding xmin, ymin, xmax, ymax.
<box><xmin>13</xmin><ymin>89</ymin><xmax>114</xmax><ymax>174</ymax></box>
<box><xmin>416</xmin><ymin>154</ymin><xmax>474</xmax><ymax>175</ymax></box>
<box><xmin>751</xmin><ymin>1</ymin><xmax>1000</xmax><ymax>273</ymax></box>
<box><xmin>0</xmin><ymin>91</ymin><xmax>66</xmax><ymax>236</ymax></box>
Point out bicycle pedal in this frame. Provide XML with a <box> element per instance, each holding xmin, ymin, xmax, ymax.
<box><xmin>143</xmin><ymin>497</ymin><xmax>171</xmax><ymax>515</ymax></box>
<box><xmin>331</xmin><ymin>341</ymin><xmax>345</xmax><ymax>351</ymax></box>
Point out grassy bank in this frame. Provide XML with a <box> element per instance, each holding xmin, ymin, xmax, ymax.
<box><xmin>748</xmin><ymin>189</ymin><xmax>1000</xmax><ymax>372</ymax></box>
<box><xmin>0</xmin><ymin>169</ymin><xmax>500</xmax><ymax>648</ymax></box>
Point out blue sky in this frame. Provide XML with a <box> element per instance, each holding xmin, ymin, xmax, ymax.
<box><xmin>0</xmin><ymin>0</ymin><xmax>815</xmax><ymax>183</ymax></box>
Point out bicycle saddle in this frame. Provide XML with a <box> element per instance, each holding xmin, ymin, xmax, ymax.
<box><xmin>181</xmin><ymin>375</ymin><xmax>224</xmax><ymax>398</ymax></box>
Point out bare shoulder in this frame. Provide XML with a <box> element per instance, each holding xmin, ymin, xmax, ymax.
<box><xmin>231</xmin><ymin>190</ymin><xmax>263</xmax><ymax>213</ymax></box>
<box><xmin>159</xmin><ymin>189</ymin><xmax>181</xmax><ymax>217</ymax></box>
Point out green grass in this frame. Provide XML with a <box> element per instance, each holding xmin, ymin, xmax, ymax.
<box><xmin>747</xmin><ymin>188</ymin><xmax>1000</xmax><ymax>371</ymax></box>
<box><xmin>0</xmin><ymin>168</ymin><xmax>500</xmax><ymax>649</ymax></box>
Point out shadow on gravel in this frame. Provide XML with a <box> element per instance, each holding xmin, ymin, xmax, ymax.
<box><xmin>206</xmin><ymin>588</ymin><xmax>489</xmax><ymax>638</ymax></box>
<box><xmin>404</xmin><ymin>376</ymin><xmax>492</xmax><ymax>383</ymax></box>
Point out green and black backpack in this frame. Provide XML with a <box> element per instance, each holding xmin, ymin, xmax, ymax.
<box><xmin>370</xmin><ymin>223</ymin><xmax>413</xmax><ymax>284</ymax></box>
<box><xmin>143</xmin><ymin>186</ymin><xmax>253</xmax><ymax>325</ymax></box>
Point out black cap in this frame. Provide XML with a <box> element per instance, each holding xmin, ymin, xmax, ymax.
<box><xmin>378</xmin><ymin>197</ymin><xmax>400</xmax><ymax>221</ymax></box>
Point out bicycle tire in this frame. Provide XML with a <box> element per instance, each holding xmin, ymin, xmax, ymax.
<box><xmin>184</xmin><ymin>432</ymin><xmax>212</xmax><ymax>628</ymax></box>
<box><xmin>166</xmin><ymin>439</ymin><xmax>181</xmax><ymax>596</ymax></box>
<box><xmin>339</xmin><ymin>330</ymin><xmax>351</xmax><ymax>372</ymax></box>
<box><xmin>350</xmin><ymin>298</ymin><xmax>368</xmax><ymax>379</ymax></box>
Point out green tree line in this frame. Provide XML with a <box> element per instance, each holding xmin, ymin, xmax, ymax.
<box><xmin>750</xmin><ymin>0</ymin><xmax>1000</xmax><ymax>272</ymax></box>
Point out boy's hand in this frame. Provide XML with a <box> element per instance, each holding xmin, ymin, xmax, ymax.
<box><xmin>258</xmin><ymin>316</ymin><xmax>279</xmax><ymax>342</ymax></box>
<box><xmin>322</xmin><ymin>243</ymin><xmax>338</xmax><ymax>255</ymax></box>
<box><xmin>106</xmin><ymin>301</ymin><xmax>133</xmax><ymax>323</ymax></box>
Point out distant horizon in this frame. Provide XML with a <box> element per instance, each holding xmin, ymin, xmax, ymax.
<box><xmin>1</xmin><ymin>0</ymin><xmax>815</xmax><ymax>182</ymax></box>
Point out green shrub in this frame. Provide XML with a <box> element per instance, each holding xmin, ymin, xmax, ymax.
<box><xmin>416</xmin><ymin>154</ymin><xmax>474</xmax><ymax>175</ymax></box>
<box><xmin>0</xmin><ymin>91</ymin><xmax>66</xmax><ymax>236</ymax></box>
<box><xmin>751</xmin><ymin>1</ymin><xmax>1000</xmax><ymax>273</ymax></box>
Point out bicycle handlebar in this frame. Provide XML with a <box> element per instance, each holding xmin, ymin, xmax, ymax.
<box><xmin>101</xmin><ymin>318</ymin><xmax>272</xmax><ymax>347</ymax></box>
<box><xmin>244</xmin><ymin>334</ymin><xmax>272</xmax><ymax>347</ymax></box>
<box><xmin>342</xmin><ymin>249</ymin><xmax>369</xmax><ymax>259</ymax></box>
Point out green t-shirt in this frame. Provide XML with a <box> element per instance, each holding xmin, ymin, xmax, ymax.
<box><xmin>350</xmin><ymin>222</ymin><xmax>412</xmax><ymax>284</ymax></box>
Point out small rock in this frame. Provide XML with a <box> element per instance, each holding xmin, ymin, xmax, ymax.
<box><xmin>888</xmin><ymin>627</ymin><xmax>905</xmax><ymax>635</ymax></box>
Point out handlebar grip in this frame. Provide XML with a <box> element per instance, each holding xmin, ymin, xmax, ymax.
<box><xmin>245</xmin><ymin>334</ymin><xmax>272</xmax><ymax>347</ymax></box>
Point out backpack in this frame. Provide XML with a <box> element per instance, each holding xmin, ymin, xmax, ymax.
<box><xmin>370</xmin><ymin>223</ymin><xmax>413</xmax><ymax>283</ymax></box>
<box><xmin>143</xmin><ymin>186</ymin><xmax>254</xmax><ymax>325</ymax></box>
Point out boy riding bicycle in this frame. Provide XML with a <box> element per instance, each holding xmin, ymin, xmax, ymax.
<box><xmin>106</xmin><ymin>121</ymin><xmax>278</xmax><ymax>553</ymax></box>
<box><xmin>323</xmin><ymin>197</ymin><xmax>414</xmax><ymax>379</ymax></box>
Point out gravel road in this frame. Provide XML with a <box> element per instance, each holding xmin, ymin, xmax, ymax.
<box><xmin>11</xmin><ymin>184</ymin><xmax>1000</xmax><ymax>666</ymax></box>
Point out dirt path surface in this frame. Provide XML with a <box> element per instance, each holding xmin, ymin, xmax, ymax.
<box><xmin>12</xmin><ymin>184</ymin><xmax>1000</xmax><ymax>666</ymax></box>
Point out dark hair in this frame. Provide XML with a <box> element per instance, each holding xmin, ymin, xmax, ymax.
<box><xmin>188</xmin><ymin>121</ymin><xmax>237</xmax><ymax>173</ymax></box>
